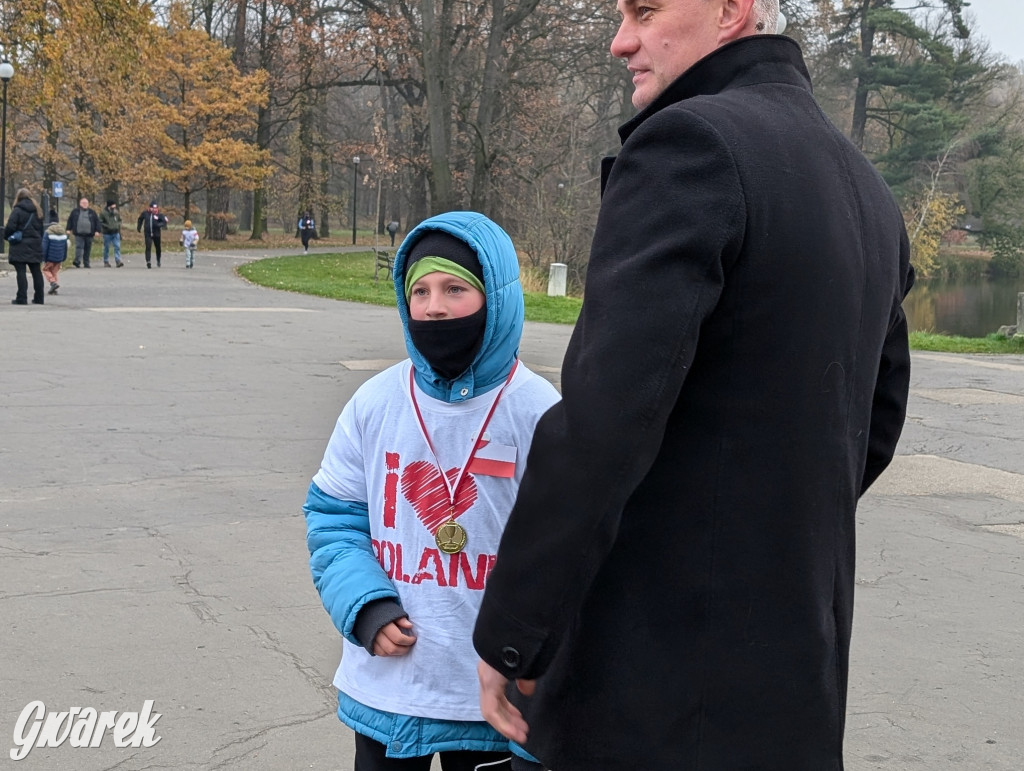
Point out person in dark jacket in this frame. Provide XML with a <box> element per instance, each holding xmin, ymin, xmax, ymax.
<box><xmin>136</xmin><ymin>201</ymin><xmax>168</xmax><ymax>268</ymax></box>
<box><xmin>473</xmin><ymin>2</ymin><xmax>915</xmax><ymax>770</ymax></box>
<box><xmin>5</xmin><ymin>189</ymin><xmax>46</xmax><ymax>305</ymax></box>
<box><xmin>66</xmin><ymin>197</ymin><xmax>101</xmax><ymax>268</ymax></box>
<box><xmin>41</xmin><ymin>218</ymin><xmax>70</xmax><ymax>295</ymax></box>
<box><xmin>99</xmin><ymin>200</ymin><xmax>124</xmax><ymax>267</ymax></box>
<box><xmin>298</xmin><ymin>211</ymin><xmax>315</xmax><ymax>254</ymax></box>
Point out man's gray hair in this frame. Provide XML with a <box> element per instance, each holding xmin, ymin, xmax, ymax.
<box><xmin>753</xmin><ymin>0</ymin><xmax>780</xmax><ymax>34</ymax></box>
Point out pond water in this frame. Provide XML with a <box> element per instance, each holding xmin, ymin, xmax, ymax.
<box><xmin>903</xmin><ymin>276</ymin><xmax>1024</xmax><ymax>338</ymax></box>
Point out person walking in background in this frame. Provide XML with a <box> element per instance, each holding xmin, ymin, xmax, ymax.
<box><xmin>42</xmin><ymin>215</ymin><xmax>69</xmax><ymax>295</ymax></box>
<box><xmin>387</xmin><ymin>220</ymin><xmax>400</xmax><ymax>247</ymax></box>
<box><xmin>136</xmin><ymin>201</ymin><xmax>168</xmax><ymax>268</ymax></box>
<box><xmin>99</xmin><ymin>200</ymin><xmax>124</xmax><ymax>267</ymax></box>
<box><xmin>298</xmin><ymin>211</ymin><xmax>315</xmax><ymax>254</ymax></box>
<box><xmin>304</xmin><ymin>212</ymin><xmax>560</xmax><ymax>771</ymax></box>
<box><xmin>473</xmin><ymin>1</ymin><xmax>915</xmax><ymax>769</ymax></box>
<box><xmin>181</xmin><ymin>219</ymin><xmax>199</xmax><ymax>269</ymax></box>
<box><xmin>66</xmin><ymin>197</ymin><xmax>100</xmax><ymax>268</ymax></box>
<box><xmin>5</xmin><ymin>188</ymin><xmax>45</xmax><ymax>305</ymax></box>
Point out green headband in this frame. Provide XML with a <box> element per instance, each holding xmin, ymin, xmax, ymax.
<box><xmin>404</xmin><ymin>256</ymin><xmax>485</xmax><ymax>300</ymax></box>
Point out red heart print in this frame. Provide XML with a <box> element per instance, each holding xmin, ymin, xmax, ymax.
<box><xmin>401</xmin><ymin>460</ymin><xmax>478</xmax><ymax>535</ymax></box>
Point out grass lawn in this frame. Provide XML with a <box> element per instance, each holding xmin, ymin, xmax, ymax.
<box><xmin>908</xmin><ymin>331</ymin><xmax>1024</xmax><ymax>354</ymax></box>
<box><xmin>238</xmin><ymin>251</ymin><xmax>583</xmax><ymax>325</ymax></box>
<box><xmin>237</xmin><ymin>252</ymin><xmax>1024</xmax><ymax>353</ymax></box>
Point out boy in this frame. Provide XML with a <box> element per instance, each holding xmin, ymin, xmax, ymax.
<box><xmin>181</xmin><ymin>220</ymin><xmax>199</xmax><ymax>269</ymax></box>
<box><xmin>42</xmin><ymin>218</ymin><xmax>69</xmax><ymax>295</ymax></box>
<box><xmin>304</xmin><ymin>211</ymin><xmax>559</xmax><ymax>770</ymax></box>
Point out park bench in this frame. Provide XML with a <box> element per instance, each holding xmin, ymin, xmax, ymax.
<box><xmin>373</xmin><ymin>248</ymin><xmax>394</xmax><ymax>282</ymax></box>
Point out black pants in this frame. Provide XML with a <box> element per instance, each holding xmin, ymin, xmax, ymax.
<box><xmin>144</xmin><ymin>235</ymin><xmax>162</xmax><ymax>264</ymax></box>
<box><xmin>13</xmin><ymin>262</ymin><xmax>44</xmax><ymax>303</ymax></box>
<box><xmin>353</xmin><ymin>732</ymin><xmax>510</xmax><ymax>771</ymax></box>
<box><xmin>73</xmin><ymin>235</ymin><xmax>94</xmax><ymax>267</ymax></box>
<box><xmin>301</xmin><ymin>231</ymin><xmax>312</xmax><ymax>250</ymax></box>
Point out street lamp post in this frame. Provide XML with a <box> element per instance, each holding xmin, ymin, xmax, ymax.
<box><xmin>351</xmin><ymin>156</ymin><xmax>360</xmax><ymax>245</ymax></box>
<box><xmin>0</xmin><ymin>60</ymin><xmax>14</xmax><ymax>256</ymax></box>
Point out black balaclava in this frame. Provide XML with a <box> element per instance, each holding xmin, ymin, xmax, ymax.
<box><xmin>405</xmin><ymin>231</ymin><xmax>487</xmax><ymax>381</ymax></box>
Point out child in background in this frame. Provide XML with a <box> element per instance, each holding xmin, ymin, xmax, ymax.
<box><xmin>42</xmin><ymin>218</ymin><xmax>69</xmax><ymax>295</ymax></box>
<box><xmin>181</xmin><ymin>220</ymin><xmax>199</xmax><ymax>269</ymax></box>
<box><xmin>304</xmin><ymin>211</ymin><xmax>560</xmax><ymax>770</ymax></box>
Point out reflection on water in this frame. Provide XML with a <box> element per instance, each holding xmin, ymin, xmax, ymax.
<box><xmin>904</xmin><ymin>277</ymin><xmax>1024</xmax><ymax>337</ymax></box>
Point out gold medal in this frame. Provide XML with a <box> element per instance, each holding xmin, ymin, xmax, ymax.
<box><xmin>435</xmin><ymin>519</ymin><xmax>467</xmax><ymax>554</ymax></box>
<box><xmin>408</xmin><ymin>364</ymin><xmax>517</xmax><ymax>559</ymax></box>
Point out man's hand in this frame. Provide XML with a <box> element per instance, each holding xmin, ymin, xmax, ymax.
<box><xmin>372</xmin><ymin>617</ymin><xmax>417</xmax><ymax>656</ymax></box>
<box><xmin>477</xmin><ymin>659</ymin><xmax>534</xmax><ymax>744</ymax></box>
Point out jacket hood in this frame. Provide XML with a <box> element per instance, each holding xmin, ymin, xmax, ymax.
<box><xmin>15</xmin><ymin>198</ymin><xmax>38</xmax><ymax>216</ymax></box>
<box><xmin>393</xmin><ymin>211</ymin><xmax>524</xmax><ymax>402</ymax></box>
<box><xmin>46</xmin><ymin>223</ymin><xmax>65</xmax><ymax>235</ymax></box>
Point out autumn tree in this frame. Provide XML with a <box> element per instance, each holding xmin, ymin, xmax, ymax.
<box><xmin>0</xmin><ymin>0</ymin><xmax>156</xmax><ymax>204</ymax></box>
<box><xmin>146</xmin><ymin>3</ymin><xmax>270</xmax><ymax>235</ymax></box>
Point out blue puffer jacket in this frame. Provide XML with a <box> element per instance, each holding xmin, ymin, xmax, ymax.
<box><xmin>393</xmin><ymin>210</ymin><xmax>525</xmax><ymax>403</ymax></box>
<box><xmin>306</xmin><ymin>211</ymin><xmax>531</xmax><ymax>759</ymax></box>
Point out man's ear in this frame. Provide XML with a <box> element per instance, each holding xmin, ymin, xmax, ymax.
<box><xmin>717</xmin><ymin>0</ymin><xmax>757</xmax><ymax>44</ymax></box>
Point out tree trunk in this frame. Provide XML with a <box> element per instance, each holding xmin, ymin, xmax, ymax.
<box><xmin>251</xmin><ymin>187</ymin><xmax>268</xmax><ymax>239</ymax></box>
<box><xmin>850</xmin><ymin>0</ymin><xmax>876</xmax><ymax>150</ymax></box>
<box><xmin>249</xmin><ymin>0</ymin><xmax>269</xmax><ymax>240</ymax></box>
<box><xmin>298</xmin><ymin>100</ymin><xmax>315</xmax><ymax>215</ymax></box>
<box><xmin>44</xmin><ymin>122</ymin><xmax>59</xmax><ymax>219</ymax></box>
<box><xmin>207</xmin><ymin>187</ymin><xmax>230</xmax><ymax>239</ymax></box>
<box><xmin>239</xmin><ymin>191</ymin><xmax>253</xmax><ymax>231</ymax></box>
<box><xmin>469</xmin><ymin>0</ymin><xmax>541</xmax><ymax>214</ymax></box>
<box><xmin>421</xmin><ymin>0</ymin><xmax>453</xmax><ymax>213</ymax></box>
<box><xmin>319</xmin><ymin>142</ymin><xmax>331</xmax><ymax>237</ymax></box>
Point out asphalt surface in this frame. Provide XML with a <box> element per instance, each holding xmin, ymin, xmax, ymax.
<box><xmin>1</xmin><ymin>245</ymin><xmax>1021</xmax><ymax>770</ymax></box>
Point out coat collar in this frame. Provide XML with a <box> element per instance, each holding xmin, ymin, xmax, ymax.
<box><xmin>618</xmin><ymin>36</ymin><xmax>812</xmax><ymax>144</ymax></box>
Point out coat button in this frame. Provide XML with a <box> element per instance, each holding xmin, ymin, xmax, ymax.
<box><xmin>501</xmin><ymin>646</ymin><xmax>521</xmax><ymax>669</ymax></box>
<box><xmin>389</xmin><ymin>741</ymin><xmax>403</xmax><ymax>752</ymax></box>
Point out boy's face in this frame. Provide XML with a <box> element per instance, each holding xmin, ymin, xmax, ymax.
<box><xmin>408</xmin><ymin>272</ymin><xmax>485</xmax><ymax>321</ymax></box>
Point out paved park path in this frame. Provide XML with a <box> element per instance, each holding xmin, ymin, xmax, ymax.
<box><xmin>1</xmin><ymin>245</ymin><xmax>1021</xmax><ymax>769</ymax></box>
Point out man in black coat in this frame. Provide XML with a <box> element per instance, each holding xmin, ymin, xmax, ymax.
<box><xmin>473</xmin><ymin>1</ymin><xmax>915</xmax><ymax>769</ymax></box>
<box><xmin>66</xmin><ymin>197</ymin><xmax>101</xmax><ymax>268</ymax></box>
<box><xmin>136</xmin><ymin>201</ymin><xmax>168</xmax><ymax>268</ymax></box>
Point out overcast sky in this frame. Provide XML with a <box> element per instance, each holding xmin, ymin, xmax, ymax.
<box><xmin>965</xmin><ymin>0</ymin><xmax>1024</xmax><ymax>65</ymax></box>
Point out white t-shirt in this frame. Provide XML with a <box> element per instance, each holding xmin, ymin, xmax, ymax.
<box><xmin>313</xmin><ymin>360</ymin><xmax>560</xmax><ymax>720</ymax></box>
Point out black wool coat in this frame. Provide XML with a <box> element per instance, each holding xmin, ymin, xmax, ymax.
<box><xmin>4</xmin><ymin>199</ymin><xmax>45</xmax><ymax>264</ymax></box>
<box><xmin>65</xmin><ymin>207</ymin><xmax>100</xmax><ymax>237</ymax></box>
<box><xmin>474</xmin><ymin>36</ymin><xmax>914</xmax><ymax>771</ymax></box>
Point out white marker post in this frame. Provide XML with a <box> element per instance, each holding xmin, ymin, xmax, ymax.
<box><xmin>547</xmin><ymin>262</ymin><xmax>567</xmax><ymax>297</ymax></box>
